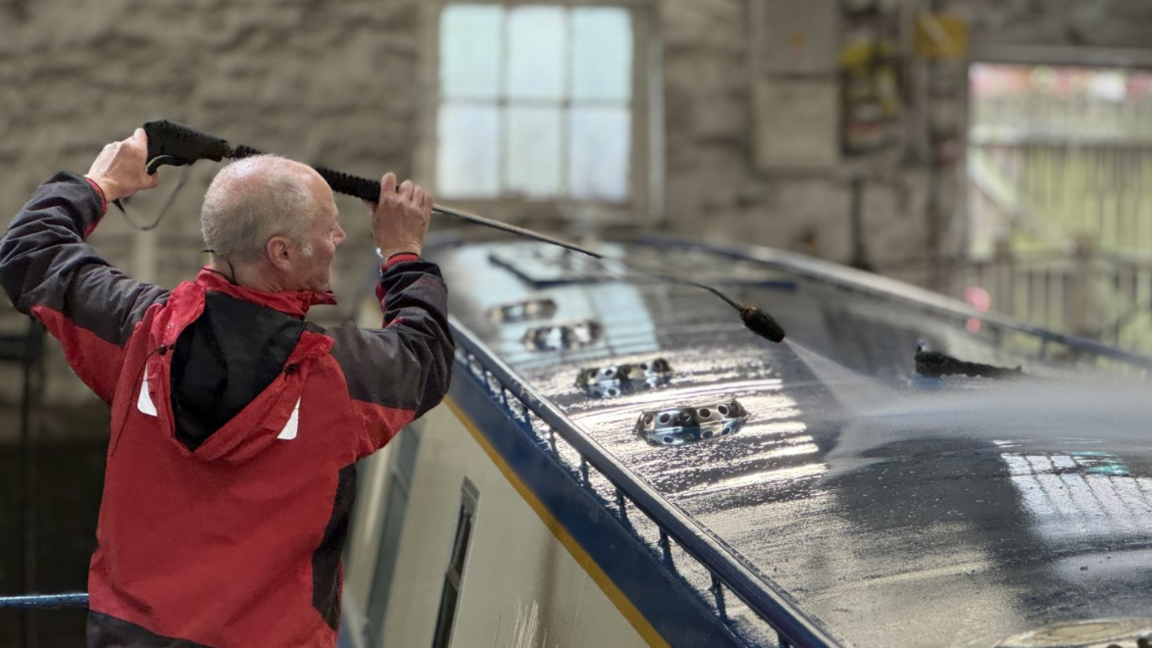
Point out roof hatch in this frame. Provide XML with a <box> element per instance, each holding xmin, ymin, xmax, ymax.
<box><xmin>634</xmin><ymin>399</ymin><xmax>749</xmax><ymax>447</ymax></box>
<box><xmin>576</xmin><ymin>358</ymin><xmax>673</xmax><ymax>398</ymax></box>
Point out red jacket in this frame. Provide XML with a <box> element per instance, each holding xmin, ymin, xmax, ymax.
<box><xmin>0</xmin><ymin>173</ymin><xmax>454</xmax><ymax>648</ymax></box>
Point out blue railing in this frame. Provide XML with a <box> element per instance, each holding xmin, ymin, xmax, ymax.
<box><xmin>450</xmin><ymin>315</ymin><xmax>842</xmax><ymax>648</ymax></box>
<box><xmin>0</xmin><ymin>593</ymin><xmax>87</xmax><ymax>610</ymax></box>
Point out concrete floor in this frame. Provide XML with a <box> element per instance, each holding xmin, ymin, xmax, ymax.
<box><xmin>0</xmin><ymin>405</ymin><xmax>108</xmax><ymax>648</ymax></box>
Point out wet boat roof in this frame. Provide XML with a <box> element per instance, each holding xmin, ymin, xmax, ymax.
<box><xmin>430</xmin><ymin>237</ymin><xmax>1152</xmax><ymax>647</ymax></box>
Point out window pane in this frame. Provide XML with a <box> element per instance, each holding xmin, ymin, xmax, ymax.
<box><xmin>506</xmin><ymin>6</ymin><xmax>566</xmax><ymax>101</ymax></box>
<box><xmin>440</xmin><ymin>5</ymin><xmax>503</xmax><ymax>100</ymax></box>
<box><xmin>432</xmin><ymin>481</ymin><xmax>477</xmax><ymax>648</ymax></box>
<box><xmin>449</xmin><ymin>512</ymin><xmax>472</xmax><ymax>575</ymax></box>
<box><xmin>506</xmin><ymin>107</ymin><xmax>562</xmax><ymax>198</ymax></box>
<box><xmin>572</xmin><ymin>8</ymin><xmax>632</xmax><ymax>102</ymax></box>
<box><xmin>430</xmin><ymin>581</ymin><xmax>460</xmax><ymax>648</ymax></box>
<box><xmin>437</xmin><ymin>104</ymin><xmax>500</xmax><ymax>198</ymax></box>
<box><xmin>569</xmin><ymin>107</ymin><xmax>630</xmax><ymax>201</ymax></box>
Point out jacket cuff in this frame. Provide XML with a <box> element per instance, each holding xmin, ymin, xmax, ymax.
<box><xmin>381</xmin><ymin>252</ymin><xmax>420</xmax><ymax>273</ymax></box>
<box><xmin>375</xmin><ymin>252</ymin><xmax>423</xmax><ymax>307</ymax></box>
<box><xmin>83</xmin><ymin>177</ymin><xmax>108</xmax><ymax>217</ymax></box>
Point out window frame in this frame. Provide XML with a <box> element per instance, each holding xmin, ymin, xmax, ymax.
<box><xmin>429</xmin><ymin>478</ymin><xmax>480</xmax><ymax>648</ymax></box>
<box><xmin>416</xmin><ymin>0</ymin><xmax>662</xmax><ymax>227</ymax></box>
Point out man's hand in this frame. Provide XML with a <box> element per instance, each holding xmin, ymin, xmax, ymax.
<box><xmin>85</xmin><ymin>128</ymin><xmax>160</xmax><ymax>202</ymax></box>
<box><xmin>370</xmin><ymin>172</ymin><xmax>433</xmax><ymax>259</ymax></box>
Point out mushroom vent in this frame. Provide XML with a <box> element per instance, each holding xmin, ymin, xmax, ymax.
<box><xmin>635</xmin><ymin>399</ymin><xmax>749</xmax><ymax>447</ymax></box>
<box><xmin>488</xmin><ymin>298</ymin><xmax>558</xmax><ymax>324</ymax></box>
<box><xmin>523</xmin><ymin>320</ymin><xmax>603</xmax><ymax>352</ymax></box>
<box><xmin>577</xmin><ymin>358</ymin><xmax>673</xmax><ymax>399</ymax></box>
<box><xmin>996</xmin><ymin>617</ymin><xmax>1152</xmax><ymax>648</ymax></box>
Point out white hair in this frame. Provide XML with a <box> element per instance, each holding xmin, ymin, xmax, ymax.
<box><xmin>200</xmin><ymin>156</ymin><xmax>317</xmax><ymax>264</ymax></box>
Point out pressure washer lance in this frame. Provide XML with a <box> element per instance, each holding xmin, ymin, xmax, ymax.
<box><xmin>137</xmin><ymin>119</ymin><xmax>786</xmax><ymax>343</ymax></box>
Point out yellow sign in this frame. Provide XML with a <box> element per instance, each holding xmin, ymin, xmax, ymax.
<box><xmin>915</xmin><ymin>14</ymin><xmax>968</xmax><ymax>60</ymax></box>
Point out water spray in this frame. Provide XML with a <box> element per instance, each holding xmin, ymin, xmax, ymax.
<box><xmin>133</xmin><ymin>119</ymin><xmax>786</xmax><ymax>343</ymax></box>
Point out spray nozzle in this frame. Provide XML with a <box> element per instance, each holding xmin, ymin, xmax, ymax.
<box><xmin>638</xmin><ymin>269</ymin><xmax>786</xmax><ymax>344</ymax></box>
<box><xmin>740</xmin><ymin>306</ymin><xmax>786</xmax><ymax>343</ymax></box>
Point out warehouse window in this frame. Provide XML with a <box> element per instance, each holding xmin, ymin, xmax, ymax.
<box><xmin>434</xmin><ymin>2</ymin><xmax>651</xmax><ymax>211</ymax></box>
<box><xmin>968</xmin><ymin>62</ymin><xmax>1152</xmax><ymax>257</ymax></box>
<box><xmin>964</xmin><ymin>57</ymin><xmax>1152</xmax><ymax>350</ymax></box>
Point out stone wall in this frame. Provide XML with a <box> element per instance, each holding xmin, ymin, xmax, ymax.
<box><xmin>0</xmin><ymin>0</ymin><xmax>426</xmax><ymax>404</ymax></box>
<box><xmin>658</xmin><ymin>0</ymin><xmax>1152</xmax><ymax>278</ymax></box>
<box><xmin>947</xmin><ymin>0</ymin><xmax>1152</xmax><ymax>48</ymax></box>
<box><xmin>661</xmin><ymin>0</ymin><xmax>943</xmax><ymax>279</ymax></box>
<box><xmin>1</xmin><ymin>0</ymin><xmax>1149</xmax><ymax>406</ymax></box>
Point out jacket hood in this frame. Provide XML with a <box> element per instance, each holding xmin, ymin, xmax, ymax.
<box><xmin>133</xmin><ymin>275</ymin><xmax>334</xmax><ymax>464</ymax></box>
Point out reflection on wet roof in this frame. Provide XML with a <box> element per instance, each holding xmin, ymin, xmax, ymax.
<box><xmin>1003</xmin><ymin>451</ymin><xmax>1152</xmax><ymax>546</ymax></box>
<box><xmin>433</xmin><ymin>240</ymin><xmax>1152</xmax><ymax>648</ymax></box>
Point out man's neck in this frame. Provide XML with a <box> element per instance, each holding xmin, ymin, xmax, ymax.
<box><xmin>212</xmin><ymin>261</ymin><xmax>291</xmax><ymax>293</ymax></box>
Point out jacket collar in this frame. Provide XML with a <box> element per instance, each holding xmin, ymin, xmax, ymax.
<box><xmin>194</xmin><ymin>268</ymin><xmax>336</xmax><ymax>318</ymax></box>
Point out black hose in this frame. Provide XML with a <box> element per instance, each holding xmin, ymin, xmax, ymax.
<box><xmin>137</xmin><ymin>119</ymin><xmax>785</xmax><ymax>343</ymax></box>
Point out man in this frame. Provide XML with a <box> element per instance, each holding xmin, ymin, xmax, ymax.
<box><xmin>0</xmin><ymin>128</ymin><xmax>454</xmax><ymax>647</ymax></box>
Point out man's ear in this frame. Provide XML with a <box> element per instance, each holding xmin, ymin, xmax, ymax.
<box><xmin>265</xmin><ymin>236</ymin><xmax>294</xmax><ymax>272</ymax></box>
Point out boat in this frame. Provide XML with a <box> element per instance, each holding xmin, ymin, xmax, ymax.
<box><xmin>338</xmin><ymin>234</ymin><xmax>1152</xmax><ymax>648</ymax></box>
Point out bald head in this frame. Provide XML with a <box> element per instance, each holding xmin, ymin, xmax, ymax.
<box><xmin>200</xmin><ymin>156</ymin><xmax>332</xmax><ymax>264</ymax></box>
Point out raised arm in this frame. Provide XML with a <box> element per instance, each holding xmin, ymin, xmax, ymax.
<box><xmin>330</xmin><ymin>173</ymin><xmax>454</xmax><ymax>457</ymax></box>
<box><xmin>0</xmin><ymin>129</ymin><xmax>168</xmax><ymax>403</ymax></box>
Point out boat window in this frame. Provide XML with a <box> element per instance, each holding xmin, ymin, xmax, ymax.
<box><xmin>433</xmin><ymin>2</ymin><xmax>655</xmax><ymax>217</ymax></box>
<box><xmin>364</xmin><ymin>427</ymin><xmax>421</xmax><ymax>645</ymax></box>
<box><xmin>431</xmin><ymin>479</ymin><xmax>480</xmax><ymax>648</ymax></box>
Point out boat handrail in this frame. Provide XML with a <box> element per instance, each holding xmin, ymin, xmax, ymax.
<box><xmin>450</xmin><ymin>315</ymin><xmax>843</xmax><ymax>648</ymax></box>
<box><xmin>634</xmin><ymin>235</ymin><xmax>1152</xmax><ymax>371</ymax></box>
<box><xmin>0</xmin><ymin>593</ymin><xmax>87</xmax><ymax>610</ymax></box>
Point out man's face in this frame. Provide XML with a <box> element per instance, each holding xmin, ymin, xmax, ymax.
<box><xmin>295</xmin><ymin>180</ymin><xmax>345</xmax><ymax>293</ymax></box>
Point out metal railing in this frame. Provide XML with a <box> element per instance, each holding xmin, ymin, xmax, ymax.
<box><xmin>450</xmin><ymin>316</ymin><xmax>842</xmax><ymax>648</ymax></box>
<box><xmin>636</xmin><ymin>235</ymin><xmax>1152</xmax><ymax>374</ymax></box>
<box><xmin>718</xmin><ymin>233</ymin><xmax>1152</xmax><ymax>364</ymax></box>
<box><xmin>0</xmin><ymin>323</ymin><xmax>50</xmax><ymax>648</ymax></box>
<box><xmin>948</xmin><ymin>244</ymin><xmax>1152</xmax><ymax>356</ymax></box>
<box><xmin>964</xmin><ymin>78</ymin><xmax>1152</xmax><ymax>357</ymax></box>
<box><xmin>0</xmin><ymin>594</ymin><xmax>87</xmax><ymax>611</ymax></box>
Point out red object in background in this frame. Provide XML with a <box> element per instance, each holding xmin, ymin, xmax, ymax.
<box><xmin>964</xmin><ymin>286</ymin><xmax>991</xmax><ymax>333</ymax></box>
